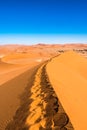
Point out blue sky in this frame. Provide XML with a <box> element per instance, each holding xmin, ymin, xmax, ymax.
<box><xmin>0</xmin><ymin>0</ymin><xmax>87</xmax><ymax>44</ymax></box>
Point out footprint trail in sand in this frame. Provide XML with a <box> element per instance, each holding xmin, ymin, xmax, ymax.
<box><xmin>6</xmin><ymin>62</ymin><xmax>74</xmax><ymax>130</ymax></box>
<box><xmin>26</xmin><ymin>63</ymin><xmax>73</xmax><ymax>130</ymax></box>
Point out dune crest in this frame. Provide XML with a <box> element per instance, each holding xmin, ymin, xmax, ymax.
<box><xmin>5</xmin><ymin>62</ymin><xmax>73</xmax><ymax>130</ymax></box>
<box><xmin>46</xmin><ymin>51</ymin><xmax>87</xmax><ymax>130</ymax></box>
<box><xmin>1</xmin><ymin>46</ymin><xmax>87</xmax><ymax>130</ymax></box>
<box><xmin>54</xmin><ymin>51</ymin><xmax>87</xmax><ymax>79</ymax></box>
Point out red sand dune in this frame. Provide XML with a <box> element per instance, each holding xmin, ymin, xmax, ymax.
<box><xmin>46</xmin><ymin>51</ymin><xmax>87</xmax><ymax>130</ymax></box>
<box><xmin>0</xmin><ymin>53</ymin><xmax>42</xmax><ymax>85</ymax></box>
<box><xmin>2</xmin><ymin>52</ymin><xmax>51</xmax><ymax>65</ymax></box>
<box><xmin>0</xmin><ymin>54</ymin><xmax>42</xmax><ymax>129</ymax></box>
<box><xmin>0</xmin><ymin>44</ymin><xmax>87</xmax><ymax>130</ymax></box>
<box><xmin>2</xmin><ymin>53</ymin><xmax>42</xmax><ymax>64</ymax></box>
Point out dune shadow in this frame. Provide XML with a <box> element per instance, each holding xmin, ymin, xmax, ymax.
<box><xmin>40</xmin><ymin>64</ymin><xmax>74</xmax><ymax>129</ymax></box>
<box><xmin>4</xmin><ymin>60</ymin><xmax>74</xmax><ymax>130</ymax></box>
<box><xmin>5</xmin><ymin>65</ymin><xmax>41</xmax><ymax>130</ymax></box>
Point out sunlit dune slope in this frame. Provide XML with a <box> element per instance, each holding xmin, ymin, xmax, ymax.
<box><xmin>46</xmin><ymin>51</ymin><xmax>87</xmax><ymax>130</ymax></box>
<box><xmin>2</xmin><ymin>53</ymin><xmax>38</xmax><ymax>60</ymax></box>
<box><xmin>0</xmin><ymin>53</ymin><xmax>42</xmax><ymax>85</ymax></box>
<box><xmin>0</xmin><ymin>59</ymin><xmax>20</xmax><ymax>72</ymax></box>
<box><xmin>55</xmin><ymin>51</ymin><xmax>87</xmax><ymax>79</ymax></box>
<box><xmin>2</xmin><ymin>53</ymin><xmax>48</xmax><ymax>64</ymax></box>
<box><xmin>0</xmin><ymin>59</ymin><xmax>14</xmax><ymax>67</ymax></box>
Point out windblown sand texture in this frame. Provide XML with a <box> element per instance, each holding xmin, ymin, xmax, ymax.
<box><xmin>46</xmin><ymin>51</ymin><xmax>87</xmax><ymax>130</ymax></box>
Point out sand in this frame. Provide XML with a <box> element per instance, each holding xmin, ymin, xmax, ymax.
<box><xmin>46</xmin><ymin>51</ymin><xmax>87</xmax><ymax>130</ymax></box>
<box><xmin>1</xmin><ymin>47</ymin><xmax>87</xmax><ymax>130</ymax></box>
<box><xmin>2</xmin><ymin>53</ymin><xmax>50</xmax><ymax>65</ymax></box>
<box><xmin>0</xmin><ymin>63</ymin><xmax>42</xmax><ymax>129</ymax></box>
<box><xmin>0</xmin><ymin>50</ymin><xmax>54</xmax><ymax>130</ymax></box>
<box><xmin>0</xmin><ymin>53</ymin><xmax>44</xmax><ymax>130</ymax></box>
<box><xmin>5</xmin><ymin>62</ymin><xmax>70</xmax><ymax>130</ymax></box>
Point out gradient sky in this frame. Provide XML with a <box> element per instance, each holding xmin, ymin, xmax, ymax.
<box><xmin>0</xmin><ymin>0</ymin><xmax>87</xmax><ymax>44</ymax></box>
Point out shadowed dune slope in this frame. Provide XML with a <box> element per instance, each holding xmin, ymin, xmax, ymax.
<box><xmin>0</xmin><ymin>52</ymin><xmax>42</xmax><ymax>85</ymax></box>
<box><xmin>0</xmin><ymin>59</ymin><xmax>32</xmax><ymax>85</ymax></box>
<box><xmin>0</xmin><ymin>64</ymin><xmax>41</xmax><ymax>130</ymax></box>
<box><xmin>46</xmin><ymin>51</ymin><xmax>87</xmax><ymax>130</ymax></box>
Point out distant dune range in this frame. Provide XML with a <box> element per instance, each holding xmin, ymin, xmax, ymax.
<box><xmin>0</xmin><ymin>44</ymin><xmax>87</xmax><ymax>130</ymax></box>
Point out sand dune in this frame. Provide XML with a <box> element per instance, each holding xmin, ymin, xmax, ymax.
<box><xmin>0</xmin><ymin>52</ymin><xmax>44</xmax><ymax>85</ymax></box>
<box><xmin>5</xmin><ymin>62</ymin><xmax>72</xmax><ymax>130</ymax></box>
<box><xmin>0</xmin><ymin>59</ymin><xmax>20</xmax><ymax>74</ymax></box>
<box><xmin>0</xmin><ymin>63</ymin><xmax>42</xmax><ymax>130</ymax></box>
<box><xmin>2</xmin><ymin>53</ymin><xmax>50</xmax><ymax>65</ymax></box>
<box><xmin>46</xmin><ymin>51</ymin><xmax>87</xmax><ymax>130</ymax></box>
<box><xmin>0</xmin><ymin>52</ymin><xmax>44</xmax><ymax>129</ymax></box>
<box><xmin>1</xmin><ymin>47</ymin><xmax>87</xmax><ymax>130</ymax></box>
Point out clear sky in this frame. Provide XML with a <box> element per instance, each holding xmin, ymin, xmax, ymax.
<box><xmin>0</xmin><ymin>0</ymin><xmax>87</xmax><ymax>44</ymax></box>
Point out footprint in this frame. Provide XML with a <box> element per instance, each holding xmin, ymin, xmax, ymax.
<box><xmin>53</xmin><ymin>113</ymin><xmax>69</xmax><ymax>128</ymax></box>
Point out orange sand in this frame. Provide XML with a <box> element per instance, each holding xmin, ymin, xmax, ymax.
<box><xmin>0</xmin><ymin>44</ymin><xmax>87</xmax><ymax>130</ymax></box>
<box><xmin>46</xmin><ymin>51</ymin><xmax>87</xmax><ymax>130</ymax></box>
<box><xmin>0</xmin><ymin>53</ymin><xmax>43</xmax><ymax>130</ymax></box>
<box><xmin>2</xmin><ymin>53</ymin><xmax>50</xmax><ymax>64</ymax></box>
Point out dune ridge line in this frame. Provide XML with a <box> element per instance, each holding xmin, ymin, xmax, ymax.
<box><xmin>46</xmin><ymin>51</ymin><xmax>87</xmax><ymax>130</ymax></box>
<box><xmin>5</xmin><ymin>61</ymin><xmax>73</xmax><ymax>130</ymax></box>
